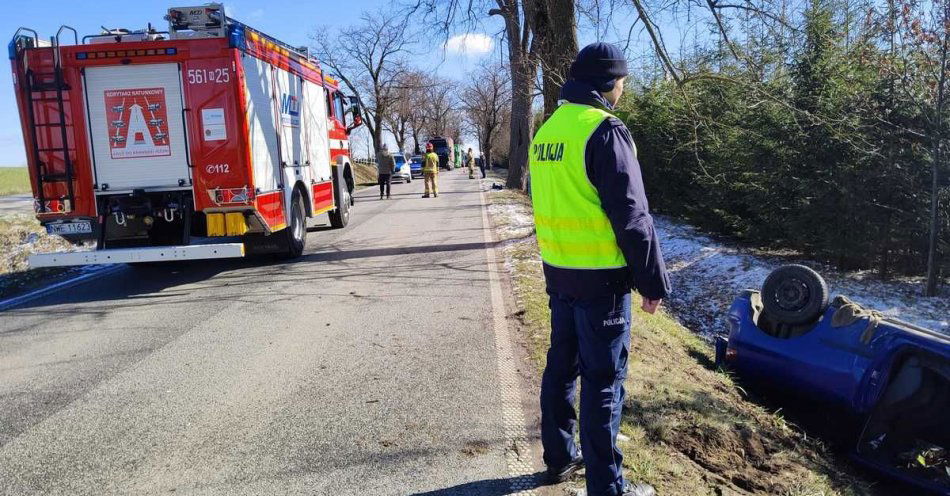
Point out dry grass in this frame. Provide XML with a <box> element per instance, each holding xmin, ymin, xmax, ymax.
<box><xmin>0</xmin><ymin>168</ymin><xmax>31</xmax><ymax>196</ymax></box>
<box><xmin>486</xmin><ymin>185</ymin><xmax>877</xmax><ymax>496</ymax></box>
<box><xmin>0</xmin><ymin>214</ymin><xmax>74</xmax><ymax>298</ymax></box>
<box><xmin>352</xmin><ymin>161</ymin><xmax>378</xmax><ymax>186</ymax></box>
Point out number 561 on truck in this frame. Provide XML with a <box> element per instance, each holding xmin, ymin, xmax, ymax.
<box><xmin>9</xmin><ymin>3</ymin><xmax>361</xmax><ymax>266</ymax></box>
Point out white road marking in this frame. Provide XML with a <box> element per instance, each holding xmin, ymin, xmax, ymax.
<box><xmin>0</xmin><ymin>265</ymin><xmax>121</xmax><ymax>312</ymax></box>
<box><xmin>479</xmin><ymin>185</ymin><xmax>541</xmax><ymax>493</ymax></box>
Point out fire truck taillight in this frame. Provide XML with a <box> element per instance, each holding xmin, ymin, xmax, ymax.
<box><xmin>210</xmin><ymin>187</ymin><xmax>253</xmax><ymax>205</ymax></box>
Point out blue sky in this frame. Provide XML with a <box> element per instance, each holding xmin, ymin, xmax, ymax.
<box><xmin>0</xmin><ymin>1</ymin><xmax>502</xmax><ymax>165</ymax></box>
<box><xmin>0</xmin><ymin>1</ymin><xmax>671</xmax><ymax>165</ymax></box>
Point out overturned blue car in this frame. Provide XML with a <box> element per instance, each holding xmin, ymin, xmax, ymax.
<box><xmin>717</xmin><ymin>265</ymin><xmax>950</xmax><ymax>494</ymax></box>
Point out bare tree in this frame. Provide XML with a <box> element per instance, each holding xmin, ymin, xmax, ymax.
<box><xmin>463</xmin><ymin>61</ymin><xmax>512</xmax><ymax>170</ymax></box>
<box><xmin>311</xmin><ymin>10</ymin><xmax>414</xmax><ymax>157</ymax></box>
<box><xmin>383</xmin><ymin>73</ymin><xmax>419</xmax><ymax>153</ymax></box>
<box><xmin>400</xmin><ymin>70</ymin><xmax>433</xmax><ymax>154</ymax></box>
<box><xmin>412</xmin><ymin>0</ymin><xmax>563</xmax><ymax>190</ymax></box>
<box><xmin>422</xmin><ymin>77</ymin><xmax>460</xmax><ymax>138</ymax></box>
<box><xmin>901</xmin><ymin>0</ymin><xmax>950</xmax><ymax>296</ymax></box>
<box><xmin>489</xmin><ymin>0</ymin><xmax>539</xmax><ymax>190</ymax></box>
<box><xmin>533</xmin><ymin>0</ymin><xmax>579</xmax><ymax>117</ymax></box>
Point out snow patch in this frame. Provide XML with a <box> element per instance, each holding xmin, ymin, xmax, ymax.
<box><xmin>486</xmin><ymin>188</ymin><xmax>949</xmax><ymax>337</ymax></box>
<box><xmin>655</xmin><ymin>216</ymin><xmax>949</xmax><ymax>336</ymax></box>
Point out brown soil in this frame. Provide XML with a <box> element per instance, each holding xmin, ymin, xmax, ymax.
<box><xmin>619</xmin><ymin>305</ymin><xmax>880</xmax><ymax>496</ymax></box>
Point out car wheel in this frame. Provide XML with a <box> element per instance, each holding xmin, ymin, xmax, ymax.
<box><xmin>761</xmin><ymin>264</ymin><xmax>829</xmax><ymax>325</ymax></box>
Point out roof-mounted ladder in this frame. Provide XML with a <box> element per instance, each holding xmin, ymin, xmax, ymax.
<box><xmin>18</xmin><ymin>25</ymin><xmax>78</xmax><ymax>213</ymax></box>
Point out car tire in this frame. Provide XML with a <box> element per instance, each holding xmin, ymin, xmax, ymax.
<box><xmin>761</xmin><ymin>264</ymin><xmax>830</xmax><ymax>325</ymax></box>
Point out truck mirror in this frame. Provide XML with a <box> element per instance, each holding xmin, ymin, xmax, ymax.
<box><xmin>346</xmin><ymin>99</ymin><xmax>363</xmax><ymax>133</ymax></box>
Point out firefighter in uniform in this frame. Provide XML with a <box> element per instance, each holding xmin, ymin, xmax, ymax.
<box><xmin>530</xmin><ymin>43</ymin><xmax>670</xmax><ymax>496</ymax></box>
<box><xmin>422</xmin><ymin>143</ymin><xmax>440</xmax><ymax>198</ymax></box>
<box><xmin>466</xmin><ymin>148</ymin><xmax>476</xmax><ymax>179</ymax></box>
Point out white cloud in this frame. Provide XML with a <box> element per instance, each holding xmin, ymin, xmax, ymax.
<box><xmin>445</xmin><ymin>33</ymin><xmax>493</xmax><ymax>56</ymax></box>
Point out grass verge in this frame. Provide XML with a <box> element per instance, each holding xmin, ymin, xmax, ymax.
<box><xmin>353</xmin><ymin>161</ymin><xmax>378</xmax><ymax>186</ymax></box>
<box><xmin>0</xmin><ymin>214</ymin><xmax>75</xmax><ymax>298</ymax></box>
<box><xmin>0</xmin><ymin>167</ymin><xmax>30</xmax><ymax>196</ymax></box>
<box><xmin>486</xmin><ymin>185</ymin><xmax>876</xmax><ymax>496</ymax></box>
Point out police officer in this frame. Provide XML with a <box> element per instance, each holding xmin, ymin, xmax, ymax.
<box><xmin>530</xmin><ymin>42</ymin><xmax>670</xmax><ymax>496</ymax></box>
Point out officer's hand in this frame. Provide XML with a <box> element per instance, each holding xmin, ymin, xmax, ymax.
<box><xmin>641</xmin><ymin>298</ymin><xmax>662</xmax><ymax>314</ymax></box>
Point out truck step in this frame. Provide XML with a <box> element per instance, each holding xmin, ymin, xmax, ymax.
<box><xmin>28</xmin><ymin>243</ymin><xmax>246</xmax><ymax>268</ymax></box>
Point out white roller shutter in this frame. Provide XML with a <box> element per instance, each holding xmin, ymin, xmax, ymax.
<box><xmin>84</xmin><ymin>63</ymin><xmax>190</xmax><ymax>191</ymax></box>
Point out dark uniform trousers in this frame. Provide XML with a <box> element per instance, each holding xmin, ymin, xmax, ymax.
<box><xmin>541</xmin><ymin>290</ymin><xmax>631</xmax><ymax>496</ymax></box>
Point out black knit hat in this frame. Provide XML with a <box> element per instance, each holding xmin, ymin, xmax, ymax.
<box><xmin>569</xmin><ymin>42</ymin><xmax>629</xmax><ymax>92</ymax></box>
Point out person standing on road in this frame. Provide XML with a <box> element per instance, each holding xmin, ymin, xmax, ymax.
<box><xmin>478</xmin><ymin>152</ymin><xmax>487</xmax><ymax>178</ymax></box>
<box><xmin>466</xmin><ymin>148</ymin><xmax>476</xmax><ymax>179</ymax></box>
<box><xmin>422</xmin><ymin>143</ymin><xmax>440</xmax><ymax>198</ymax></box>
<box><xmin>377</xmin><ymin>144</ymin><xmax>395</xmax><ymax>200</ymax></box>
<box><xmin>530</xmin><ymin>42</ymin><xmax>670</xmax><ymax>496</ymax></box>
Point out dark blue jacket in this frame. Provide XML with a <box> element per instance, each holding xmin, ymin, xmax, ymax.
<box><xmin>541</xmin><ymin>80</ymin><xmax>671</xmax><ymax>300</ymax></box>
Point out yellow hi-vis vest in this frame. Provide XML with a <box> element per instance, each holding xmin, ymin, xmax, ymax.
<box><xmin>529</xmin><ymin>103</ymin><xmax>627</xmax><ymax>269</ymax></box>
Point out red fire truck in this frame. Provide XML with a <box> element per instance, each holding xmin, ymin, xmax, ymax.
<box><xmin>9</xmin><ymin>4</ymin><xmax>360</xmax><ymax>266</ymax></box>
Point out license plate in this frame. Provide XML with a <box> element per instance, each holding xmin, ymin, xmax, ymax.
<box><xmin>47</xmin><ymin>221</ymin><xmax>93</xmax><ymax>235</ymax></box>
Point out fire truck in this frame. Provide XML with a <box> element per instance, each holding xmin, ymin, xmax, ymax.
<box><xmin>9</xmin><ymin>4</ymin><xmax>360</xmax><ymax>266</ymax></box>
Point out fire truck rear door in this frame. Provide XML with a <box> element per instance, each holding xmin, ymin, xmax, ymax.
<box><xmin>84</xmin><ymin>63</ymin><xmax>190</xmax><ymax>191</ymax></box>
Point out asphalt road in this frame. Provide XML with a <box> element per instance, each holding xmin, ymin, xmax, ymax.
<box><xmin>0</xmin><ymin>171</ymin><xmax>540</xmax><ymax>495</ymax></box>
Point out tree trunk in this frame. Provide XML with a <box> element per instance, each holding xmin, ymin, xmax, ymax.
<box><xmin>926</xmin><ymin>143</ymin><xmax>941</xmax><ymax>296</ymax></box>
<box><xmin>879</xmin><ymin>212</ymin><xmax>891</xmax><ymax>280</ymax></box>
<box><xmin>411</xmin><ymin>131</ymin><xmax>421</xmax><ymax>155</ymax></box>
<box><xmin>481</xmin><ymin>128</ymin><xmax>493</xmax><ymax>170</ymax></box>
<box><xmin>926</xmin><ymin>140</ymin><xmax>942</xmax><ymax>296</ymax></box>
<box><xmin>504</xmin><ymin>28</ymin><xmax>535</xmax><ymax>191</ymax></box>
<box><xmin>371</xmin><ymin>114</ymin><xmax>385</xmax><ymax>157</ymax></box>
<box><xmin>926</xmin><ymin>29</ymin><xmax>948</xmax><ymax>296</ymax></box>
<box><xmin>394</xmin><ymin>121</ymin><xmax>407</xmax><ymax>154</ymax></box>
<box><xmin>505</xmin><ymin>65</ymin><xmax>533</xmax><ymax>190</ymax></box>
<box><xmin>536</xmin><ymin>0</ymin><xmax>577</xmax><ymax>118</ymax></box>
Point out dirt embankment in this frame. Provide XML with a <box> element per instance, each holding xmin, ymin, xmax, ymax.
<box><xmin>352</xmin><ymin>160</ymin><xmax>378</xmax><ymax>186</ymax></box>
<box><xmin>485</xmin><ymin>184</ymin><xmax>878</xmax><ymax>496</ymax></box>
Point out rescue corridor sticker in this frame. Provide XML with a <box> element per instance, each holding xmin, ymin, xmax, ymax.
<box><xmin>104</xmin><ymin>87</ymin><xmax>171</xmax><ymax>160</ymax></box>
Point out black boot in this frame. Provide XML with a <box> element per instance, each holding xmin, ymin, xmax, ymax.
<box><xmin>545</xmin><ymin>456</ymin><xmax>583</xmax><ymax>484</ymax></box>
<box><xmin>622</xmin><ymin>482</ymin><xmax>656</xmax><ymax>496</ymax></box>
